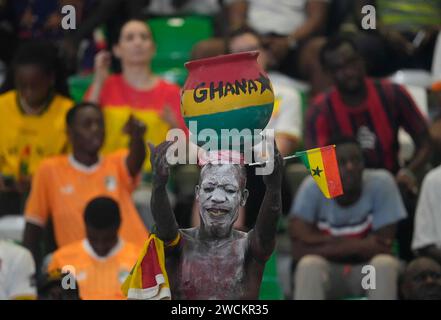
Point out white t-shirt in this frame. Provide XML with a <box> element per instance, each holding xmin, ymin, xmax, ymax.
<box><xmin>412</xmin><ymin>166</ymin><xmax>441</xmax><ymax>251</ymax></box>
<box><xmin>0</xmin><ymin>240</ymin><xmax>36</xmax><ymax>300</ymax></box>
<box><xmin>266</xmin><ymin>71</ymin><xmax>302</xmax><ymax>139</ymax></box>
<box><xmin>247</xmin><ymin>0</ymin><xmax>329</xmax><ymax>36</ymax></box>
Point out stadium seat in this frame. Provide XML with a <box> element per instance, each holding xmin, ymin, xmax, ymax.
<box><xmin>0</xmin><ymin>215</ymin><xmax>25</xmax><ymax>243</ymax></box>
<box><xmin>259</xmin><ymin>252</ymin><xmax>284</xmax><ymax>300</ymax></box>
<box><xmin>68</xmin><ymin>74</ymin><xmax>94</xmax><ymax>103</ymax></box>
<box><xmin>148</xmin><ymin>15</ymin><xmax>214</xmax><ymax>83</ymax></box>
<box><xmin>156</xmin><ymin>67</ymin><xmax>188</xmax><ymax>87</ymax></box>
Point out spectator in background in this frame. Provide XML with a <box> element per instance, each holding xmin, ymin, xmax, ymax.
<box><xmin>229</xmin><ymin>0</ymin><xmax>329</xmax><ymax>67</ymax></box>
<box><xmin>306</xmin><ymin>36</ymin><xmax>431</xmax><ymax>181</ymax></box>
<box><xmin>3</xmin><ymin>0</ymin><xmax>101</xmax><ymax>75</ymax></box>
<box><xmin>47</xmin><ymin>197</ymin><xmax>141</xmax><ymax>300</ymax></box>
<box><xmin>22</xmin><ymin>102</ymin><xmax>148</xmax><ymax>270</ymax></box>
<box><xmin>229</xmin><ymin>27</ymin><xmax>302</xmax><ymax>157</ymax></box>
<box><xmin>85</xmin><ymin>19</ymin><xmax>185</xmax><ymax>172</ymax></box>
<box><xmin>10</xmin><ymin>0</ymin><xmax>84</xmax><ymax>41</ymax></box>
<box><xmin>355</xmin><ymin>0</ymin><xmax>441</xmax><ymax>76</ymax></box>
<box><xmin>412</xmin><ymin>165</ymin><xmax>441</xmax><ymax>266</ymax></box>
<box><xmin>60</xmin><ymin>0</ymin><xmax>149</xmax><ymax>74</ymax></box>
<box><xmin>305</xmin><ymin>36</ymin><xmax>431</xmax><ymax>260</ymax></box>
<box><xmin>85</xmin><ymin>19</ymin><xmax>186</xmax><ymax>228</ymax></box>
<box><xmin>289</xmin><ymin>138</ymin><xmax>405</xmax><ymax>300</ymax></box>
<box><xmin>0</xmin><ymin>41</ymin><xmax>73</xmax><ymax>216</ymax></box>
<box><xmin>0</xmin><ymin>239</ymin><xmax>37</xmax><ymax>299</ymax></box>
<box><xmin>227</xmin><ymin>27</ymin><xmax>301</xmax><ymax>229</ymax></box>
<box><xmin>194</xmin><ymin>0</ymin><xmax>331</xmax><ymax>95</ymax></box>
<box><xmin>400</xmin><ymin>257</ymin><xmax>441</xmax><ymax>300</ymax></box>
<box><xmin>144</xmin><ymin>0</ymin><xmax>230</xmax><ymax>38</ymax></box>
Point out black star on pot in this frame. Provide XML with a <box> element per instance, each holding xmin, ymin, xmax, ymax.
<box><xmin>256</xmin><ymin>73</ymin><xmax>273</xmax><ymax>94</ymax></box>
<box><xmin>312</xmin><ymin>166</ymin><xmax>323</xmax><ymax>177</ymax></box>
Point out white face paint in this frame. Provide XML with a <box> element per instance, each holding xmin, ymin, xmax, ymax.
<box><xmin>196</xmin><ymin>164</ymin><xmax>247</xmax><ymax>238</ymax></box>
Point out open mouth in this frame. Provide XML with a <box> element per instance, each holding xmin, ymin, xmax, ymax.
<box><xmin>207</xmin><ymin>208</ymin><xmax>230</xmax><ymax>217</ymax></box>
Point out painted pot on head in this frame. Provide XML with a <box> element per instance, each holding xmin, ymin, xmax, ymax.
<box><xmin>181</xmin><ymin>51</ymin><xmax>274</xmax><ymax>150</ymax></box>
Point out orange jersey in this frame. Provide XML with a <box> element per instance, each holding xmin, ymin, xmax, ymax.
<box><xmin>48</xmin><ymin>239</ymin><xmax>141</xmax><ymax>300</ymax></box>
<box><xmin>25</xmin><ymin>150</ymin><xmax>148</xmax><ymax>247</ymax></box>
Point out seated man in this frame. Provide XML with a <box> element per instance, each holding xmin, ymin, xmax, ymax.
<box><xmin>306</xmin><ymin>36</ymin><xmax>431</xmax><ymax>261</ymax></box>
<box><xmin>411</xmin><ymin>165</ymin><xmax>441</xmax><ymax>265</ymax></box>
<box><xmin>126</xmin><ymin>141</ymin><xmax>283</xmax><ymax>299</ymax></box>
<box><xmin>306</xmin><ymin>36</ymin><xmax>431</xmax><ymax>182</ymax></box>
<box><xmin>0</xmin><ymin>239</ymin><xmax>37</xmax><ymax>300</ymax></box>
<box><xmin>23</xmin><ymin>102</ymin><xmax>148</xmax><ymax>268</ymax></box>
<box><xmin>289</xmin><ymin>138</ymin><xmax>406</xmax><ymax>300</ymax></box>
<box><xmin>47</xmin><ymin>197</ymin><xmax>141</xmax><ymax>300</ymax></box>
<box><xmin>400</xmin><ymin>257</ymin><xmax>441</xmax><ymax>300</ymax></box>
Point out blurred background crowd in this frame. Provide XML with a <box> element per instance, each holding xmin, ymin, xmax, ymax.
<box><xmin>1</xmin><ymin>0</ymin><xmax>441</xmax><ymax>300</ymax></box>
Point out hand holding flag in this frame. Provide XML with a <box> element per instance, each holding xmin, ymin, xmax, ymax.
<box><xmin>249</xmin><ymin>145</ymin><xmax>343</xmax><ymax>199</ymax></box>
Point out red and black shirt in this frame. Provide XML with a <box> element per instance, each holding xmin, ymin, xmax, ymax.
<box><xmin>305</xmin><ymin>78</ymin><xmax>429</xmax><ymax>174</ymax></box>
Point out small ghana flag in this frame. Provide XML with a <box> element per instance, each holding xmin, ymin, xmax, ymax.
<box><xmin>121</xmin><ymin>234</ymin><xmax>176</xmax><ymax>300</ymax></box>
<box><xmin>296</xmin><ymin>145</ymin><xmax>343</xmax><ymax>198</ymax></box>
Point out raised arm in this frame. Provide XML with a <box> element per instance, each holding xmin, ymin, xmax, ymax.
<box><xmin>250</xmin><ymin>144</ymin><xmax>283</xmax><ymax>260</ymax></box>
<box><xmin>124</xmin><ymin>114</ymin><xmax>147</xmax><ymax>177</ymax></box>
<box><xmin>149</xmin><ymin>141</ymin><xmax>179</xmax><ymax>242</ymax></box>
<box><xmin>85</xmin><ymin>51</ymin><xmax>111</xmax><ymax>103</ymax></box>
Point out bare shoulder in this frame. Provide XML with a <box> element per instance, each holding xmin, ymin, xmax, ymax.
<box><xmin>233</xmin><ymin>229</ymin><xmax>248</xmax><ymax>240</ymax></box>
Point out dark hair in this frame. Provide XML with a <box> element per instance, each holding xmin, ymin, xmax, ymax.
<box><xmin>319</xmin><ymin>35</ymin><xmax>359</xmax><ymax>69</ymax></box>
<box><xmin>66</xmin><ymin>102</ymin><xmax>102</xmax><ymax>127</ymax></box>
<box><xmin>13</xmin><ymin>41</ymin><xmax>58</xmax><ymax>75</ymax></box>
<box><xmin>84</xmin><ymin>197</ymin><xmax>121</xmax><ymax>230</ymax></box>
<box><xmin>227</xmin><ymin>26</ymin><xmax>263</xmax><ymax>53</ymax></box>
<box><xmin>2</xmin><ymin>40</ymin><xmax>70</xmax><ymax>96</ymax></box>
<box><xmin>115</xmin><ymin>18</ymin><xmax>151</xmax><ymax>43</ymax></box>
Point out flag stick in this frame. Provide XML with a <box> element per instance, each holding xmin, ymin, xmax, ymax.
<box><xmin>247</xmin><ymin>145</ymin><xmax>336</xmax><ymax>166</ymax></box>
<box><xmin>247</xmin><ymin>154</ymin><xmax>300</xmax><ymax>166</ymax></box>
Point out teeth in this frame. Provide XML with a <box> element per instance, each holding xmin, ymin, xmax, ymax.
<box><xmin>208</xmin><ymin>210</ymin><xmax>225</xmax><ymax>216</ymax></box>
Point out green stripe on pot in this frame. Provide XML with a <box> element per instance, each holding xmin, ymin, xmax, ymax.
<box><xmin>184</xmin><ymin>103</ymin><xmax>273</xmax><ymax>133</ymax></box>
<box><xmin>184</xmin><ymin>103</ymin><xmax>274</xmax><ymax>148</ymax></box>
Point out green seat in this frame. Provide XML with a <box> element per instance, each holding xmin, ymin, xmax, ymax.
<box><xmin>259</xmin><ymin>252</ymin><xmax>284</xmax><ymax>300</ymax></box>
<box><xmin>148</xmin><ymin>15</ymin><xmax>214</xmax><ymax>72</ymax></box>
<box><xmin>68</xmin><ymin>74</ymin><xmax>94</xmax><ymax>103</ymax></box>
<box><xmin>155</xmin><ymin>67</ymin><xmax>188</xmax><ymax>87</ymax></box>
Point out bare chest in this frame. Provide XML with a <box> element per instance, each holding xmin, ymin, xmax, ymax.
<box><xmin>173</xmin><ymin>239</ymin><xmax>249</xmax><ymax>299</ymax></box>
